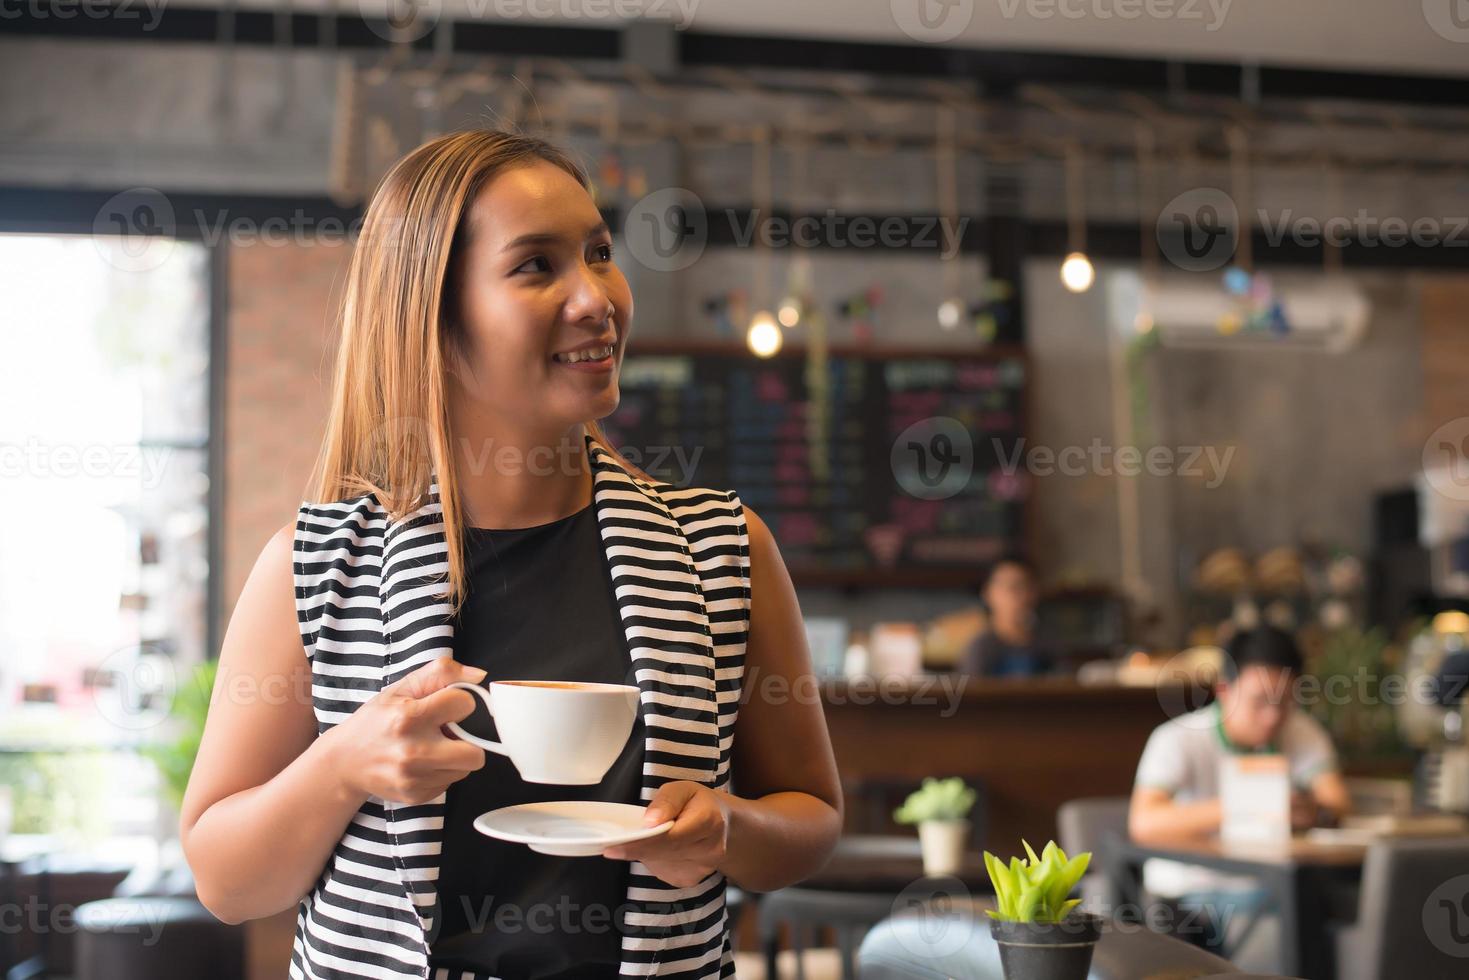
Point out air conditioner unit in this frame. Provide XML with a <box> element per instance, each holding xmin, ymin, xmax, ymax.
<box><xmin>1109</xmin><ymin>271</ymin><xmax>1370</xmax><ymax>353</ymax></box>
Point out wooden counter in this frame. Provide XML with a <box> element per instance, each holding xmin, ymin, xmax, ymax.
<box><xmin>820</xmin><ymin>677</ymin><xmax>1189</xmax><ymax>851</ymax></box>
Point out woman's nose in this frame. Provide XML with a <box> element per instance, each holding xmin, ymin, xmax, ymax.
<box><xmin>565</xmin><ymin>262</ymin><xmax>615</xmax><ymax>322</ymax></box>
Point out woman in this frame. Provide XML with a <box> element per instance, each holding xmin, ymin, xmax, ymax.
<box><xmin>179</xmin><ymin>130</ymin><xmax>843</xmax><ymax>980</ymax></box>
<box><xmin>959</xmin><ymin>554</ymin><xmax>1051</xmax><ymax>677</ymax></box>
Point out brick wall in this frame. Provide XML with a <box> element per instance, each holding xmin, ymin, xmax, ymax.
<box><xmin>223</xmin><ymin>240</ymin><xmax>349</xmax><ymax>616</ymax></box>
<box><xmin>1421</xmin><ymin>276</ymin><xmax>1469</xmax><ymax>438</ymax></box>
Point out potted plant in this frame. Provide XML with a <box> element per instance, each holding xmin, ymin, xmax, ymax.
<box><xmin>893</xmin><ymin>777</ymin><xmax>977</xmax><ymax>876</ymax></box>
<box><xmin>131</xmin><ymin>659</ymin><xmax>218</xmax><ymax>896</ymax></box>
<box><xmin>983</xmin><ymin>840</ymin><xmax>1103</xmax><ymax>980</ymax></box>
<box><xmin>141</xmin><ymin>658</ymin><xmax>218</xmax><ymax>815</ymax></box>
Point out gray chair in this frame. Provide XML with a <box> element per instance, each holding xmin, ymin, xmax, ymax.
<box><xmin>73</xmin><ymin>896</ymin><xmax>245</xmax><ymax>980</ymax></box>
<box><xmin>856</xmin><ymin>896</ymin><xmax>1238</xmax><ymax>979</ymax></box>
<box><xmin>1057</xmin><ymin>796</ymin><xmax>1132</xmax><ymax>913</ymax></box>
<box><xmin>1334</xmin><ymin>836</ymin><xmax>1469</xmax><ymax>980</ymax></box>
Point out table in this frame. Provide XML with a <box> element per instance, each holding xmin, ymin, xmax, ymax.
<box><xmin>757</xmin><ymin>836</ymin><xmax>995</xmax><ymax>980</ymax></box>
<box><xmin>798</xmin><ymin>834</ymin><xmax>992</xmax><ymax>893</ymax></box>
<box><xmin>1105</xmin><ymin>833</ymin><xmax>1366</xmax><ymax>979</ymax></box>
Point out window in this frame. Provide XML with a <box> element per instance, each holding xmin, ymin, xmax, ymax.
<box><xmin>0</xmin><ymin>232</ymin><xmax>212</xmax><ymax>855</ymax></box>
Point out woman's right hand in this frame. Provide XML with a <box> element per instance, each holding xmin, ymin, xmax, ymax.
<box><xmin>325</xmin><ymin>655</ymin><xmax>489</xmax><ymax>806</ymax></box>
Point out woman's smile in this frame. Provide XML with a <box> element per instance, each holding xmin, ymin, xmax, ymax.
<box><xmin>551</xmin><ymin>337</ymin><xmax>617</xmax><ymax>372</ymax></box>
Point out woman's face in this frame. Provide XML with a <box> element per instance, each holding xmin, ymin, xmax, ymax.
<box><xmin>448</xmin><ymin>160</ymin><xmax>633</xmax><ymax>439</ymax></box>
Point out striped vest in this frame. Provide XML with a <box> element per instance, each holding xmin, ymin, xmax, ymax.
<box><xmin>289</xmin><ymin>434</ymin><xmax>750</xmax><ymax>980</ymax></box>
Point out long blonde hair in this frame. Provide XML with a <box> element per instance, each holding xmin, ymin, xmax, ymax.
<box><xmin>308</xmin><ymin>129</ymin><xmax>641</xmax><ymax>610</ymax></box>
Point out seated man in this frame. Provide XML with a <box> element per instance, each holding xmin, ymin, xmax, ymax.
<box><xmin>1128</xmin><ymin>625</ymin><xmax>1352</xmax><ymax>959</ymax></box>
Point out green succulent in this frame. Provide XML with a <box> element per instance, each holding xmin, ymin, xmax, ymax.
<box><xmin>892</xmin><ymin>777</ymin><xmax>977</xmax><ymax>824</ymax></box>
<box><xmin>983</xmin><ymin>840</ymin><xmax>1091</xmax><ymax>923</ymax></box>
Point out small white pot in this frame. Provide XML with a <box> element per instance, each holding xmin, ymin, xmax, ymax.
<box><xmin>917</xmin><ymin>818</ymin><xmax>970</xmax><ymax>876</ymax></box>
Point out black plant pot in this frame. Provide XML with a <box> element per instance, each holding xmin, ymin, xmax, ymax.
<box><xmin>989</xmin><ymin>912</ymin><xmax>1104</xmax><ymax>980</ymax></box>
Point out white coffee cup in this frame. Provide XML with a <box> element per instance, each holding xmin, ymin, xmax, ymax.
<box><xmin>444</xmin><ymin>680</ymin><xmax>639</xmax><ymax>785</ymax></box>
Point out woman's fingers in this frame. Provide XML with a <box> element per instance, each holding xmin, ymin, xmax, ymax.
<box><xmin>415</xmin><ymin>684</ymin><xmax>482</xmax><ymax>728</ymax></box>
<box><xmin>381</xmin><ymin>655</ymin><xmax>487</xmax><ymax>700</ymax></box>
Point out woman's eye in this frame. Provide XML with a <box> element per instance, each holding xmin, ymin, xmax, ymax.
<box><xmin>594</xmin><ymin>243</ymin><xmax>614</xmax><ymax>262</ymax></box>
<box><xmin>515</xmin><ymin>256</ymin><xmax>551</xmax><ymax>275</ymax></box>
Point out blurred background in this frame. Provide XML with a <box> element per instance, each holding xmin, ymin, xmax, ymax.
<box><xmin>2</xmin><ymin>2</ymin><xmax>1468</xmax><ymax>978</ymax></box>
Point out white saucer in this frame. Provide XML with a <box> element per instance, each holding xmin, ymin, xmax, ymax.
<box><xmin>474</xmin><ymin>801</ymin><xmax>675</xmax><ymax>857</ymax></box>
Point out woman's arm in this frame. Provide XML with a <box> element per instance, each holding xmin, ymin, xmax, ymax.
<box><xmin>180</xmin><ymin>523</ymin><xmax>487</xmax><ymax>924</ymax></box>
<box><xmin>603</xmin><ymin>506</ymin><xmax>844</xmax><ymax>892</ymax></box>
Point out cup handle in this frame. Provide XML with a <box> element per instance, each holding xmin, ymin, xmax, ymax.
<box><xmin>444</xmin><ymin>681</ymin><xmax>509</xmax><ymax>757</ymax></box>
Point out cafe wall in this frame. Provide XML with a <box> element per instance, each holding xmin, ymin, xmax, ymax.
<box><xmin>216</xmin><ymin>224</ymin><xmax>1460</xmax><ymax>650</ymax></box>
<box><xmin>1025</xmin><ymin>265</ymin><xmax>1462</xmax><ymax>642</ymax></box>
<box><xmin>17</xmin><ymin>35</ymin><xmax>1460</xmax><ymax>635</ymax></box>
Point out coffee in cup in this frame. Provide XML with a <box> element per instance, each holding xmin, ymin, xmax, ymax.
<box><xmin>444</xmin><ymin>680</ymin><xmax>639</xmax><ymax>785</ymax></box>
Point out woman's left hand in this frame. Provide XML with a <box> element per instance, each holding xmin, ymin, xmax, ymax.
<box><xmin>602</xmin><ymin>781</ymin><xmax>731</xmax><ymax>888</ymax></box>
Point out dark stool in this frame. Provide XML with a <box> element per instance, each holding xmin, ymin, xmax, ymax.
<box><xmin>73</xmin><ymin>896</ymin><xmax>245</xmax><ymax>980</ymax></box>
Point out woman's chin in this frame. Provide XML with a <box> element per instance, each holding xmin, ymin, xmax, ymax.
<box><xmin>551</xmin><ymin>391</ymin><xmax>619</xmax><ymax>428</ymax></box>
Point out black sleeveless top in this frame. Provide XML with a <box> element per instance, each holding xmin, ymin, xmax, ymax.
<box><xmin>429</xmin><ymin>502</ymin><xmax>645</xmax><ymax>979</ymax></box>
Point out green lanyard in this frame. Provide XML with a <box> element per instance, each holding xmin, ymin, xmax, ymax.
<box><xmin>1212</xmin><ymin>700</ymin><xmax>1281</xmax><ymax>755</ymax></box>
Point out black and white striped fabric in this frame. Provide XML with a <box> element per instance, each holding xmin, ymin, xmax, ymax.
<box><xmin>289</xmin><ymin>434</ymin><xmax>751</xmax><ymax>980</ymax></box>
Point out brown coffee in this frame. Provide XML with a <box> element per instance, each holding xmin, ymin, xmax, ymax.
<box><xmin>500</xmin><ymin>681</ymin><xmax>595</xmax><ymax>690</ymax></box>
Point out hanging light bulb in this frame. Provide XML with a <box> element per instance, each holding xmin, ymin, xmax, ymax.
<box><xmin>1060</xmin><ymin>143</ymin><xmax>1095</xmax><ymax>294</ymax></box>
<box><xmin>937</xmin><ymin>297</ymin><xmax>965</xmax><ymax>331</ymax></box>
<box><xmin>777</xmin><ymin>297</ymin><xmax>802</xmax><ymax>328</ymax></box>
<box><xmin>747</xmin><ymin>311</ymin><xmax>782</xmax><ymax>358</ymax></box>
<box><xmin>1060</xmin><ymin>252</ymin><xmax>1094</xmax><ymax>293</ymax></box>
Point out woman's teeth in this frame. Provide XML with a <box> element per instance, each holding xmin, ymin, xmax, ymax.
<box><xmin>553</xmin><ymin>344</ymin><xmax>614</xmax><ymax>364</ymax></box>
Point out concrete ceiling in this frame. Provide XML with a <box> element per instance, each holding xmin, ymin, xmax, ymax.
<box><xmin>233</xmin><ymin>0</ymin><xmax>1469</xmax><ymax>78</ymax></box>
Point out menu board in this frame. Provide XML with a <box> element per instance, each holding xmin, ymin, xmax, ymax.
<box><xmin>598</xmin><ymin>348</ymin><xmax>1027</xmax><ymax>580</ymax></box>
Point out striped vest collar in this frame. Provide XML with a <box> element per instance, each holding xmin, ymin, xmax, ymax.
<box><xmin>373</xmin><ymin>432</ymin><xmax>722</xmax><ymax>974</ymax></box>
